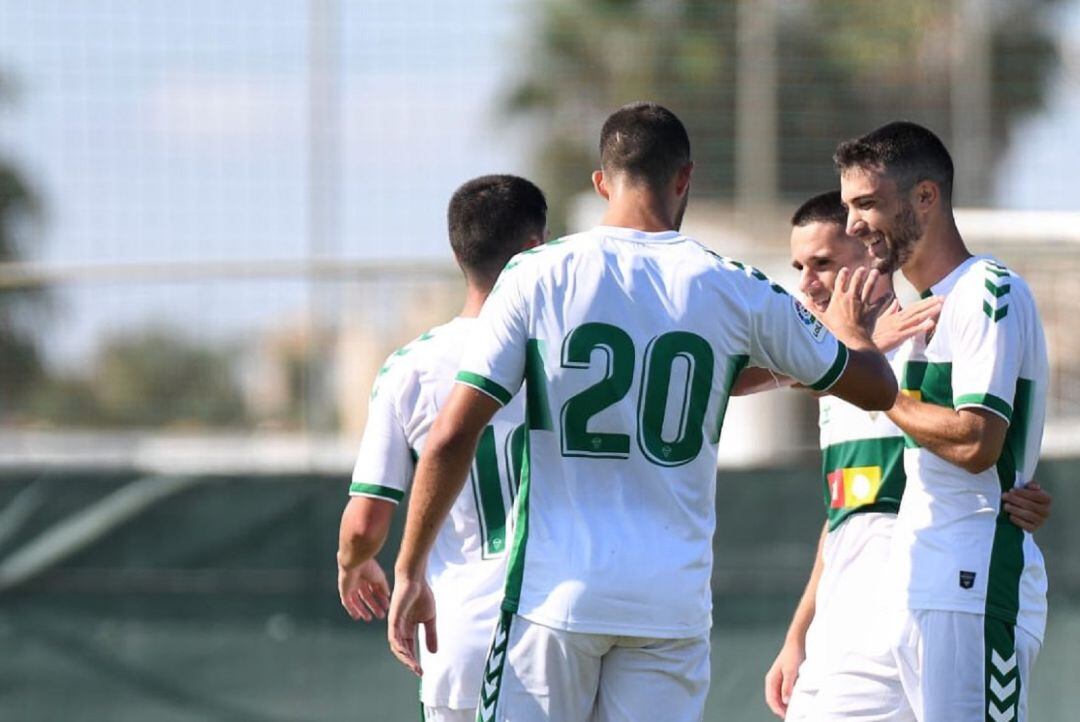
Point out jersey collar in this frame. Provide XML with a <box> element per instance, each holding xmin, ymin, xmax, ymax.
<box><xmin>923</xmin><ymin>254</ymin><xmax>987</xmax><ymax>297</ymax></box>
<box><xmin>593</xmin><ymin>225</ymin><xmax>686</xmax><ymax>244</ymax></box>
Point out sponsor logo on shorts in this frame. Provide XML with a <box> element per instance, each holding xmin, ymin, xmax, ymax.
<box><xmin>959</xmin><ymin>570</ymin><xmax>976</xmax><ymax>589</ymax></box>
<box><xmin>792</xmin><ymin>298</ymin><xmax>827</xmax><ymax>342</ymax></box>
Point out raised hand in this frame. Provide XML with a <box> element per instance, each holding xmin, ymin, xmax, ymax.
<box><xmin>872</xmin><ymin>295</ymin><xmax>944</xmax><ymax>353</ymax></box>
<box><xmin>820</xmin><ymin>266</ymin><xmax>881</xmax><ymax>347</ymax></box>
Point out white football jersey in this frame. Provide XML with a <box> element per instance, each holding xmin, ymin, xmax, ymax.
<box><xmin>455</xmin><ymin>225</ymin><xmax>850</xmax><ymax>638</ymax></box>
<box><xmin>817</xmin><ymin>351</ymin><xmax>906</xmax><ymax>531</ymax></box>
<box><xmin>889</xmin><ymin>255</ymin><xmax>1048</xmax><ymax>641</ymax></box>
<box><xmin>350</xmin><ymin>317</ymin><xmax>525</xmax><ymax>708</ymax></box>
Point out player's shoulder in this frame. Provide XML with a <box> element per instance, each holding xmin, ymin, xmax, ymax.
<box><xmin>696</xmin><ymin>247</ymin><xmax>791</xmax><ymax>297</ymax></box>
<box><xmin>369</xmin><ymin>320</ymin><xmax>461</xmax><ymax>401</ymax></box>
<box><xmin>488</xmin><ymin>234</ymin><xmax>586</xmax><ymax>295</ymax></box>
<box><xmin>948</xmin><ymin>255</ymin><xmax>1035</xmax><ymax>323</ymax></box>
<box><xmin>503</xmin><ymin>233</ymin><xmax>586</xmax><ymax>271</ymax></box>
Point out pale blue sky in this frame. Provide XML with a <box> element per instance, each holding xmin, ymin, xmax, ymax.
<box><xmin>0</xmin><ymin>1</ymin><xmax>1077</xmax><ymax>364</ymax></box>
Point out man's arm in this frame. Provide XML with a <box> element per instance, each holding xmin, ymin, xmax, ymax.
<box><xmin>388</xmin><ymin>384</ymin><xmax>502</xmax><ymax>675</ymax></box>
<box><xmin>817</xmin><ymin>268</ymin><xmax>897</xmax><ymax>411</ymax></box>
<box><xmin>764</xmin><ymin>522</ymin><xmax>827</xmax><ymax>719</ymax></box>
<box><xmin>886</xmin><ymin>395</ymin><xmax>1007</xmax><ymax>474</ymax></box>
<box><xmin>337</xmin><ymin>497</ymin><xmax>396</xmax><ymax>621</ymax></box>
<box><xmin>731</xmin><ymin>367</ymin><xmax>794</xmax><ymax>396</ymax></box>
<box><xmin>748</xmin><ymin>266</ymin><xmax>895</xmax><ymax>409</ymax></box>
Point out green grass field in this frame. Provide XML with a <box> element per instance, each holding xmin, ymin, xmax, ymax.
<box><xmin>2</xmin><ymin>460</ymin><xmax>1077</xmax><ymax>721</ymax></box>
<box><xmin>4</xmin><ymin>600</ymin><xmax>1079</xmax><ymax>721</ymax></box>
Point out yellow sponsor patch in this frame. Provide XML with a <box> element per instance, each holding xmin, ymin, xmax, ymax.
<box><xmin>828</xmin><ymin>465</ymin><xmax>882</xmax><ymax>509</ymax></box>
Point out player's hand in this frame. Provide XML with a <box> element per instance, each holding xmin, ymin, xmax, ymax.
<box><xmin>872</xmin><ymin>295</ymin><xmax>944</xmax><ymax>353</ymax></box>
<box><xmin>1003</xmin><ymin>481</ymin><xmax>1052</xmax><ymax>533</ymax></box>
<box><xmin>820</xmin><ymin>266</ymin><xmax>884</xmax><ymax>345</ymax></box>
<box><xmin>338</xmin><ymin>558</ymin><xmax>391</xmax><ymax>622</ymax></box>
<box><xmin>387</xmin><ymin>575</ymin><xmax>437</xmax><ymax>676</ymax></box>
<box><xmin>764</xmin><ymin>638</ymin><xmax>805</xmax><ymax>718</ymax></box>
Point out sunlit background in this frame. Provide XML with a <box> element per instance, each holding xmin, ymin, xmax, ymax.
<box><xmin>0</xmin><ymin>1</ymin><xmax>1078</xmax><ymax>720</ymax></box>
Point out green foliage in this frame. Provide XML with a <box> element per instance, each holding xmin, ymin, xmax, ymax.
<box><xmin>505</xmin><ymin>0</ymin><xmax>1063</xmax><ymax>227</ymax></box>
<box><xmin>0</xmin><ymin>78</ymin><xmax>46</xmax><ymax>416</ymax></box>
<box><xmin>30</xmin><ymin>329</ymin><xmax>249</xmax><ymax>428</ymax></box>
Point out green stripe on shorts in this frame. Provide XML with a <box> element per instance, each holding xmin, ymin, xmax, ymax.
<box><xmin>984</xmin><ymin>617</ymin><xmax>1020</xmax><ymax>722</ymax></box>
<box><xmin>477</xmin><ymin>611</ymin><xmax>513</xmax><ymax>722</ymax></box>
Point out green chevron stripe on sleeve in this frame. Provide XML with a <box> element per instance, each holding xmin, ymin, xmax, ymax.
<box><xmin>984</xmin><ymin>278</ymin><xmax>1011</xmax><ymax>298</ymax></box>
<box><xmin>348</xmin><ymin>483</ymin><xmax>405</xmax><ymax>503</ymax></box>
<box><xmin>809</xmin><ymin>343</ymin><xmax>849</xmax><ymax>392</ymax></box>
<box><xmin>456</xmin><ymin>372</ymin><xmax>514</xmax><ymax>406</ymax></box>
<box><xmin>982</xmin><ymin>301</ymin><xmax>1008</xmax><ymax>322</ymax></box>
<box><xmin>955</xmin><ymin>393</ymin><xmax>1013</xmax><ymax>422</ymax></box>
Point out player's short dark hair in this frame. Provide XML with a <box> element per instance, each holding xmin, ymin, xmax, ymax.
<box><xmin>791</xmin><ymin>190</ymin><xmax>847</xmax><ymax>228</ymax></box>
<box><xmin>599</xmin><ymin>102</ymin><xmax>691</xmax><ymax>189</ymax></box>
<box><xmin>447</xmin><ymin>174</ymin><xmax>547</xmax><ymax>285</ymax></box>
<box><xmin>833</xmin><ymin>121</ymin><xmax>954</xmax><ymax>203</ymax></box>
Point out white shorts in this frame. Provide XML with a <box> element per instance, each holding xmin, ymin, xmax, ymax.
<box><xmin>478</xmin><ymin>611</ymin><xmax>710</xmax><ymax>722</ymax></box>
<box><xmin>421</xmin><ymin>705</ymin><xmax>475</xmax><ymax>722</ymax></box>
<box><xmin>784</xmin><ymin>512</ymin><xmax>895</xmax><ymax>722</ymax></box>
<box><xmin>807</xmin><ymin>608</ymin><xmax>1040</xmax><ymax>722</ymax></box>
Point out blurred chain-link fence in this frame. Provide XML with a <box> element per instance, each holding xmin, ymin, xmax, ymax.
<box><xmin>1</xmin><ymin>2</ymin><xmax>1079</xmax><ymax>720</ymax></box>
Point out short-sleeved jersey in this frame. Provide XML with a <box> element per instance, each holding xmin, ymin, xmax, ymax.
<box><xmin>350</xmin><ymin>317</ymin><xmax>525</xmax><ymax>708</ymax></box>
<box><xmin>890</xmin><ymin>255</ymin><xmax>1048</xmax><ymax>642</ymax></box>
<box><xmin>455</xmin><ymin>226</ymin><xmax>850</xmax><ymax>638</ymax></box>
<box><xmin>817</xmin><ymin>350</ymin><xmax>906</xmax><ymax>531</ymax></box>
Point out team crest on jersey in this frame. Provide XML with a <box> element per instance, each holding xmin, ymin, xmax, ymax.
<box><xmin>959</xmin><ymin>570</ymin><xmax>976</xmax><ymax>589</ymax></box>
<box><xmin>792</xmin><ymin>298</ymin><xmax>827</xmax><ymax>342</ymax></box>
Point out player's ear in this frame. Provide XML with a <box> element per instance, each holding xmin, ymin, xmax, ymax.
<box><xmin>592</xmin><ymin>170</ymin><xmax>609</xmax><ymax>200</ymax></box>
<box><xmin>674</xmin><ymin>161</ymin><xmax>694</xmax><ymax>196</ymax></box>
<box><xmin>913</xmin><ymin>180</ymin><xmax>937</xmax><ymax>212</ymax></box>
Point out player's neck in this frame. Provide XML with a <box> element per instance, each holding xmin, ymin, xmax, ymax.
<box><xmin>459</xmin><ymin>285</ymin><xmax>488</xmax><ymax>318</ymax></box>
<box><xmin>902</xmin><ymin>215</ymin><xmax>971</xmax><ymax>293</ymax></box>
<box><xmin>600</xmin><ymin>189</ymin><xmax>679</xmax><ymax>233</ymax></box>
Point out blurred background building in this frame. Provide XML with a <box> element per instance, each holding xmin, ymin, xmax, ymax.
<box><xmin>0</xmin><ymin>1</ymin><xmax>1078</xmax><ymax>720</ymax></box>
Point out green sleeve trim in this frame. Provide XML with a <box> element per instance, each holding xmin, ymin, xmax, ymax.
<box><xmin>809</xmin><ymin>343</ymin><xmax>849</xmax><ymax>392</ymax></box>
<box><xmin>455</xmin><ymin>371</ymin><xmax>513</xmax><ymax>406</ymax></box>
<box><xmin>348</xmin><ymin>483</ymin><xmax>405</xmax><ymax>503</ymax></box>
<box><xmin>954</xmin><ymin>393</ymin><xmax>1013</xmax><ymax>423</ymax></box>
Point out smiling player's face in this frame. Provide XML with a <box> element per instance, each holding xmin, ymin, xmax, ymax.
<box><xmin>840</xmin><ymin>167</ymin><xmax>922</xmax><ymax>274</ymax></box>
<box><xmin>789</xmin><ymin>221</ymin><xmax>871</xmax><ymax>310</ymax></box>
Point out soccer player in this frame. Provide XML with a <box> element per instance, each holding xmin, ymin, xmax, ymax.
<box><xmin>387</xmin><ymin>102</ymin><xmax>898</xmax><ymax>722</ymax></box>
<box><xmin>760</xmin><ymin>191</ymin><xmax>1052</xmax><ymax>721</ymax></box>
<box><xmin>337</xmin><ymin>174</ymin><xmax>547</xmax><ymax>722</ymax></box>
<box><xmin>806</xmin><ymin>122</ymin><xmax>1049</xmax><ymax>721</ymax></box>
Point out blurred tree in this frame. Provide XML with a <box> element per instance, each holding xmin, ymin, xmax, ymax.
<box><xmin>505</xmin><ymin>0</ymin><xmax>1063</xmax><ymax>231</ymax></box>
<box><xmin>0</xmin><ymin>75</ymin><xmax>46</xmax><ymax>418</ymax></box>
<box><xmin>32</xmin><ymin>329</ymin><xmax>248</xmax><ymax>428</ymax></box>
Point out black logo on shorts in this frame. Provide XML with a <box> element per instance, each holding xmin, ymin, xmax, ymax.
<box><xmin>959</xmin><ymin>571</ymin><xmax>976</xmax><ymax>589</ymax></box>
